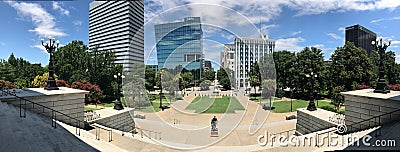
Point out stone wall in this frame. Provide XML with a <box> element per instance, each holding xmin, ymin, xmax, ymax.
<box><xmin>0</xmin><ymin>87</ymin><xmax>88</xmax><ymax>128</ymax></box>
<box><xmin>342</xmin><ymin>89</ymin><xmax>400</xmax><ymax>132</ymax></box>
<box><xmin>91</xmin><ymin>109</ymin><xmax>135</xmax><ymax>132</ymax></box>
<box><xmin>296</xmin><ymin>108</ymin><xmax>337</xmax><ymax>135</ymax></box>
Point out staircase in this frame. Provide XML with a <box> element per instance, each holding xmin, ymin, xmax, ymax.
<box><xmin>0</xmin><ymin>101</ymin><xmax>98</xmax><ymax>152</ymax></box>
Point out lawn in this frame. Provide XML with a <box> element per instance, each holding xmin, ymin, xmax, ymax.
<box><xmin>136</xmin><ymin>100</ymin><xmax>170</xmax><ymax>113</ymax></box>
<box><xmin>185</xmin><ymin>96</ymin><xmax>245</xmax><ymax>113</ymax></box>
<box><xmin>271</xmin><ymin>99</ymin><xmax>334</xmax><ymax>113</ymax></box>
<box><xmin>84</xmin><ymin>107</ymin><xmax>100</xmax><ymax>112</ymax></box>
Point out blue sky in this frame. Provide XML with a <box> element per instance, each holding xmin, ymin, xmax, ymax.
<box><xmin>1</xmin><ymin>0</ymin><xmax>400</xmax><ymax>70</ymax></box>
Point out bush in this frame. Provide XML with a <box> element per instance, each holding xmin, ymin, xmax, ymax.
<box><xmin>70</xmin><ymin>80</ymin><xmax>101</xmax><ymax>104</ymax></box>
<box><xmin>276</xmin><ymin>89</ymin><xmax>285</xmax><ymax>98</ymax></box>
<box><xmin>353</xmin><ymin>83</ymin><xmax>371</xmax><ymax>90</ymax></box>
<box><xmin>331</xmin><ymin>86</ymin><xmax>345</xmax><ymax>111</ymax></box>
<box><xmin>320</xmin><ymin>105</ymin><xmax>335</xmax><ymax>112</ymax></box>
<box><xmin>0</xmin><ymin>80</ymin><xmax>16</xmax><ymax>89</ymax></box>
<box><xmin>388</xmin><ymin>84</ymin><xmax>400</xmax><ymax>91</ymax></box>
<box><xmin>56</xmin><ymin>80</ymin><xmax>70</xmax><ymax>87</ymax></box>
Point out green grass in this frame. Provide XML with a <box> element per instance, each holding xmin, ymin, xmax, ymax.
<box><xmin>136</xmin><ymin>100</ymin><xmax>170</xmax><ymax>113</ymax></box>
<box><xmin>271</xmin><ymin>100</ymin><xmax>334</xmax><ymax>113</ymax></box>
<box><xmin>96</xmin><ymin>102</ymin><xmax>115</xmax><ymax>107</ymax></box>
<box><xmin>185</xmin><ymin>96</ymin><xmax>245</xmax><ymax>113</ymax></box>
<box><xmin>84</xmin><ymin>107</ymin><xmax>100</xmax><ymax>112</ymax></box>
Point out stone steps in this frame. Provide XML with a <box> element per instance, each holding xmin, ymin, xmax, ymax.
<box><xmin>0</xmin><ymin>101</ymin><xmax>97</xmax><ymax>152</ymax></box>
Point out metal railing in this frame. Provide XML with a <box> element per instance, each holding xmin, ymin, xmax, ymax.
<box><xmin>92</xmin><ymin>123</ymin><xmax>112</xmax><ymax>142</ymax></box>
<box><xmin>0</xmin><ymin>88</ymin><xmax>84</xmax><ymax>136</ymax></box>
<box><xmin>344</xmin><ymin>108</ymin><xmax>400</xmax><ymax>137</ymax></box>
<box><xmin>135</xmin><ymin>127</ymin><xmax>161</xmax><ymax>140</ymax></box>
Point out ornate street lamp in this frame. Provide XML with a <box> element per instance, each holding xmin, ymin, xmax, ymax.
<box><xmin>372</xmin><ymin>37</ymin><xmax>392</xmax><ymax>94</ymax></box>
<box><xmin>41</xmin><ymin>36</ymin><xmax>59</xmax><ymax>90</ymax></box>
<box><xmin>114</xmin><ymin>73</ymin><xmax>125</xmax><ymax>110</ymax></box>
<box><xmin>306</xmin><ymin>72</ymin><xmax>317</xmax><ymax>111</ymax></box>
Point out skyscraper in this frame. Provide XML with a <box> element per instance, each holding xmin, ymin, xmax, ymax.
<box><xmin>89</xmin><ymin>1</ymin><xmax>144</xmax><ymax>72</ymax></box>
<box><xmin>234</xmin><ymin>35</ymin><xmax>275</xmax><ymax>88</ymax></box>
<box><xmin>345</xmin><ymin>24</ymin><xmax>377</xmax><ymax>56</ymax></box>
<box><xmin>154</xmin><ymin>17</ymin><xmax>203</xmax><ymax>71</ymax></box>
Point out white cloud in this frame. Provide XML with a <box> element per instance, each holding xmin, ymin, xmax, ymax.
<box><xmin>275</xmin><ymin>37</ymin><xmax>305</xmax><ymax>52</ymax></box>
<box><xmin>7</xmin><ymin>2</ymin><xmax>67</xmax><ymax>37</ymax></box>
<box><xmin>371</xmin><ymin>16</ymin><xmax>400</xmax><ymax>23</ymax></box>
<box><xmin>220</xmin><ymin>32</ymin><xmax>235</xmax><ymax>41</ymax></box>
<box><xmin>391</xmin><ymin>40</ymin><xmax>400</xmax><ymax>45</ymax></box>
<box><xmin>395</xmin><ymin>55</ymin><xmax>400</xmax><ymax>63</ymax></box>
<box><xmin>327</xmin><ymin>33</ymin><xmax>342</xmax><ymax>40</ymax></box>
<box><xmin>31</xmin><ymin>44</ymin><xmax>48</xmax><ymax>54</ymax></box>
<box><xmin>0</xmin><ymin>41</ymin><xmax>5</xmax><ymax>46</ymax></box>
<box><xmin>291</xmin><ymin>31</ymin><xmax>302</xmax><ymax>36</ymax></box>
<box><xmin>52</xmin><ymin>2</ymin><xmax>70</xmax><ymax>16</ymax></box>
<box><xmin>73</xmin><ymin>20</ymin><xmax>82</xmax><ymax>26</ymax></box>
<box><xmin>338</xmin><ymin>27</ymin><xmax>345</xmax><ymax>31</ymax></box>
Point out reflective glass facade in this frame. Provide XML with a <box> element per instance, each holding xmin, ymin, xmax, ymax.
<box><xmin>154</xmin><ymin>17</ymin><xmax>203</xmax><ymax>70</ymax></box>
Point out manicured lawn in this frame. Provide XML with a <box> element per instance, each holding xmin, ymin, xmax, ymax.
<box><xmin>185</xmin><ymin>96</ymin><xmax>245</xmax><ymax>113</ymax></box>
<box><xmin>271</xmin><ymin>99</ymin><xmax>334</xmax><ymax>113</ymax></box>
<box><xmin>136</xmin><ymin>100</ymin><xmax>170</xmax><ymax>113</ymax></box>
<box><xmin>84</xmin><ymin>107</ymin><xmax>100</xmax><ymax>112</ymax></box>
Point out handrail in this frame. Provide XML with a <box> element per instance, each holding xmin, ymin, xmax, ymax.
<box><xmin>92</xmin><ymin>123</ymin><xmax>112</xmax><ymax>142</ymax></box>
<box><xmin>0</xmin><ymin>88</ymin><xmax>84</xmax><ymax>136</ymax></box>
<box><xmin>345</xmin><ymin>108</ymin><xmax>400</xmax><ymax>135</ymax></box>
<box><xmin>135</xmin><ymin>127</ymin><xmax>161</xmax><ymax>140</ymax></box>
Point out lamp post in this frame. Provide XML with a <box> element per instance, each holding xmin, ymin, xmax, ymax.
<box><xmin>114</xmin><ymin>73</ymin><xmax>125</xmax><ymax>110</ymax></box>
<box><xmin>372</xmin><ymin>37</ymin><xmax>392</xmax><ymax>94</ymax></box>
<box><xmin>41</xmin><ymin>36</ymin><xmax>59</xmax><ymax>90</ymax></box>
<box><xmin>306</xmin><ymin>72</ymin><xmax>317</xmax><ymax>111</ymax></box>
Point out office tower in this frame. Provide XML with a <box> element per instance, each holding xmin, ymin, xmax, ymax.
<box><xmin>234</xmin><ymin>35</ymin><xmax>275</xmax><ymax>88</ymax></box>
<box><xmin>154</xmin><ymin>17</ymin><xmax>203</xmax><ymax>71</ymax></box>
<box><xmin>203</xmin><ymin>60</ymin><xmax>213</xmax><ymax>71</ymax></box>
<box><xmin>345</xmin><ymin>24</ymin><xmax>377</xmax><ymax>56</ymax></box>
<box><xmin>89</xmin><ymin>1</ymin><xmax>144</xmax><ymax>72</ymax></box>
<box><xmin>220</xmin><ymin>44</ymin><xmax>235</xmax><ymax>72</ymax></box>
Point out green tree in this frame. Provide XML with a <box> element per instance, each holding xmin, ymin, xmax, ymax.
<box><xmin>202</xmin><ymin>70</ymin><xmax>215</xmax><ymax>81</ymax></box>
<box><xmin>249</xmin><ymin>75</ymin><xmax>260</xmax><ymax>95</ymax></box>
<box><xmin>331</xmin><ymin>86</ymin><xmax>345</xmax><ymax>111</ymax></box>
<box><xmin>330</xmin><ymin>42</ymin><xmax>376</xmax><ymax>90</ymax></box>
<box><xmin>273</xmin><ymin>51</ymin><xmax>296</xmax><ymax>91</ymax></box>
<box><xmin>293</xmin><ymin>47</ymin><xmax>325</xmax><ymax>98</ymax></box>
<box><xmin>54</xmin><ymin>40</ymin><xmax>89</xmax><ymax>83</ymax></box>
<box><xmin>145</xmin><ymin>66</ymin><xmax>156</xmax><ymax>91</ymax></box>
<box><xmin>32</xmin><ymin>72</ymin><xmax>58</xmax><ymax>88</ymax></box>
<box><xmin>217</xmin><ymin>68</ymin><xmax>233</xmax><ymax>90</ymax></box>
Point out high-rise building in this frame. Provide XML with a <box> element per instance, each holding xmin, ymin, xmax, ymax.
<box><xmin>220</xmin><ymin>44</ymin><xmax>235</xmax><ymax>72</ymax></box>
<box><xmin>203</xmin><ymin>60</ymin><xmax>213</xmax><ymax>71</ymax></box>
<box><xmin>154</xmin><ymin>17</ymin><xmax>203</xmax><ymax>71</ymax></box>
<box><xmin>89</xmin><ymin>1</ymin><xmax>144</xmax><ymax>72</ymax></box>
<box><xmin>234</xmin><ymin>35</ymin><xmax>275</xmax><ymax>88</ymax></box>
<box><xmin>345</xmin><ymin>24</ymin><xmax>376</xmax><ymax>56</ymax></box>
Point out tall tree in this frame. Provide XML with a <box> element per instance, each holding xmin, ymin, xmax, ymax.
<box><xmin>330</xmin><ymin>42</ymin><xmax>376</xmax><ymax>90</ymax></box>
<box><xmin>273</xmin><ymin>51</ymin><xmax>296</xmax><ymax>90</ymax></box>
<box><xmin>293</xmin><ymin>47</ymin><xmax>325</xmax><ymax>98</ymax></box>
<box><xmin>145</xmin><ymin>66</ymin><xmax>156</xmax><ymax>91</ymax></box>
<box><xmin>217</xmin><ymin>68</ymin><xmax>233</xmax><ymax>90</ymax></box>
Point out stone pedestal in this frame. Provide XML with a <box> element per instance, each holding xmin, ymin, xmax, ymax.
<box><xmin>296</xmin><ymin>108</ymin><xmax>338</xmax><ymax>135</ymax></box>
<box><xmin>341</xmin><ymin>89</ymin><xmax>400</xmax><ymax>132</ymax></box>
<box><xmin>0</xmin><ymin>87</ymin><xmax>88</xmax><ymax>127</ymax></box>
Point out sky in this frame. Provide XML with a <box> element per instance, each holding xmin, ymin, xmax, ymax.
<box><xmin>1</xmin><ymin>0</ymin><xmax>400</xmax><ymax>70</ymax></box>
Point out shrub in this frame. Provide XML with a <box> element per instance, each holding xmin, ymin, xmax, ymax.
<box><xmin>320</xmin><ymin>105</ymin><xmax>335</xmax><ymax>112</ymax></box>
<box><xmin>331</xmin><ymin>86</ymin><xmax>346</xmax><ymax>111</ymax></box>
<box><xmin>56</xmin><ymin>80</ymin><xmax>70</xmax><ymax>87</ymax></box>
<box><xmin>353</xmin><ymin>83</ymin><xmax>371</xmax><ymax>90</ymax></box>
<box><xmin>70</xmin><ymin>80</ymin><xmax>101</xmax><ymax>104</ymax></box>
<box><xmin>0</xmin><ymin>80</ymin><xmax>16</xmax><ymax>89</ymax></box>
<box><xmin>387</xmin><ymin>84</ymin><xmax>400</xmax><ymax>91</ymax></box>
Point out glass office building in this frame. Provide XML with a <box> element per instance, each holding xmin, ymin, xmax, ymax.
<box><xmin>154</xmin><ymin>17</ymin><xmax>203</xmax><ymax>71</ymax></box>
